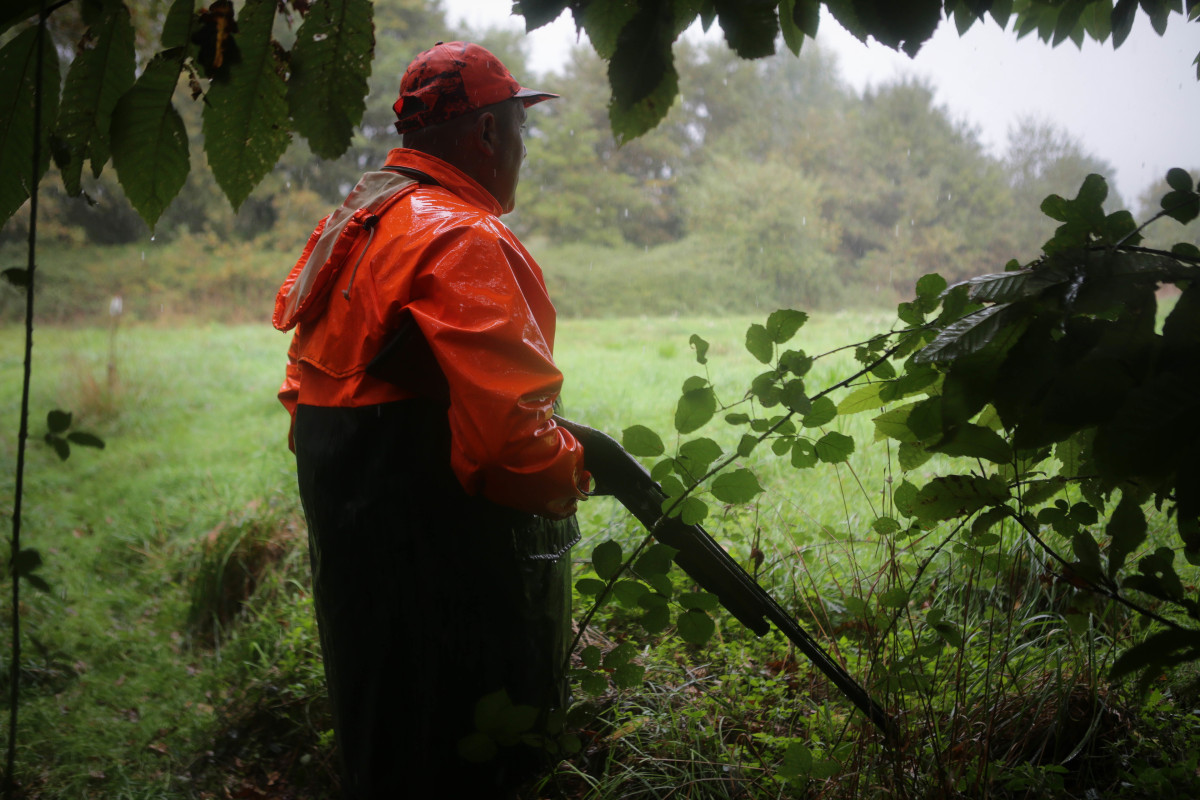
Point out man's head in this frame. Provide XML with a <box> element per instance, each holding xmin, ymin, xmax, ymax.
<box><xmin>394</xmin><ymin>42</ymin><xmax>556</xmax><ymax>213</ymax></box>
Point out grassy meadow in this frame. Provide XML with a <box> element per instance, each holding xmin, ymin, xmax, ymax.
<box><xmin>1</xmin><ymin>310</ymin><xmax>1199</xmax><ymax>798</ymax></box>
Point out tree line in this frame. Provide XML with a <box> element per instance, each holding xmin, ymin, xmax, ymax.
<box><xmin>2</xmin><ymin>0</ymin><xmax>1195</xmax><ymax>319</ymax></box>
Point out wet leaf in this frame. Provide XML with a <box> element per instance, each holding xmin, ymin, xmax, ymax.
<box><xmin>592</xmin><ymin>540</ymin><xmax>623</xmax><ymax>580</ymax></box>
<box><xmin>711</xmin><ymin>468</ymin><xmax>763</xmax><ymax>504</ymax></box>
<box><xmin>623</xmin><ymin>424</ymin><xmax>664</xmax><ymax>457</ymax></box>
<box><xmin>815</xmin><ymin>431</ymin><xmax>854</xmax><ymax>463</ymax></box>
<box><xmin>745</xmin><ymin>323</ymin><xmax>773</xmax><ymax>364</ymax></box>
<box><xmin>766</xmin><ymin>309</ymin><xmax>808</xmax><ymax>343</ymax></box>
<box><xmin>677</xmin><ymin>609</ymin><xmax>715</xmax><ymax>645</ymax></box>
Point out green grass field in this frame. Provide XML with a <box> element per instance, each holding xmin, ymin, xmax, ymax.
<box><xmin>2</xmin><ymin>313</ymin><xmax>1199</xmax><ymax>798</ymax></box>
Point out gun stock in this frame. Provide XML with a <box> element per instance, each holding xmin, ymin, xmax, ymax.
<box><xmin>557</xmin><ymin>416</ymin><xmax>897</xmax><ymax>740</ymax></box>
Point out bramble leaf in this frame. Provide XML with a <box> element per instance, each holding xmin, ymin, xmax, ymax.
<box><xmin>623</xmin><ymin>424</ymin><xmax>665</xmax><ymax>457</ymax></box>
<box><xmin>912</xmin><ymin>475</ymin><xmax>1010</xmax><ymax>522</ymax></box>
<box><xmin>677</xmin><ymin>608</ymin><xmax>716</xmax><ymax>644</ymax></box>
<box><xmin>592</xmin><ymin>540</ymin><xmax>623</xmax><ymax>580</ymax></box>
<box><xmin>711</xmin><ymin>468</ymin><xmax>763</xmax><ymax>503</ymax></box>
<box><xmin>815</xmin><ymin>431</ymin><xmax>854</xmax><ymax>463</ymax></box>
<box><xmin>745</xmin><ymin>323</ymin><xmax>773</xmax><ymax>364</ymax></box>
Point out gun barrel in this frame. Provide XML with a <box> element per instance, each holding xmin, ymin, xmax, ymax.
<box><xmin>558</xmin><ymin>416</ymin><xmax>897</xmax><ymax>740</ymax></box>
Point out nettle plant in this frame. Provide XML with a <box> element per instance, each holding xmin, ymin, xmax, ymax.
<box><xmin>569</xmin><ymin>169</ymin><xmax>1200</xmax><ymax>704</ymax></box>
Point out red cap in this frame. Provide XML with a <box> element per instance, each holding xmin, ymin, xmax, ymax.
<box><xmin>393</xmin><ymin>41</ymin><xmax>558</xmax><ymax>134</ymax></box>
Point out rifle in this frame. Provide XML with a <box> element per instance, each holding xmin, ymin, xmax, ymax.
<box><xmin>555</xmin><ymin>416</ymin><xmax>898</xmax><ymax>741</ymax></box>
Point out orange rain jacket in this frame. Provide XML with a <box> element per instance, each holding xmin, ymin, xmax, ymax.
<box><xmin>274</xmin><ymin>148</ymin><xmax>587</xmax><ymax>518</ymax></box>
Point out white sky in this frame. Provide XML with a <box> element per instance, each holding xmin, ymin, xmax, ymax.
<box><xmin>442</xmin><ymin>1</ymin><xmax>1199</xmax><ymax>204</ymax></box>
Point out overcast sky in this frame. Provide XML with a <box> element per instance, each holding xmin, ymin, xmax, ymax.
<box><xmin>441</xmin><ymin>2</ymin><xmax>1199</xmax><ymax>205</ymax></box>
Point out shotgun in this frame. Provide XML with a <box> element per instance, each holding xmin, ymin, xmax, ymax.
<box><xmin>555</xmin><ymin>416</ymin><xmax>898</xmax><ymax>740</ymax></box>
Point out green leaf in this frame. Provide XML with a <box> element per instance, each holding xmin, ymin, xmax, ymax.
<box><xmin>623</xmin><ymin>424</ymin><xmax>665</xmax><ymax>457</ymax></box>
<box><xmin>779</xmin><ymin>0</ymin><xmax>819</xmax><ymax>54</ymax></box>
<box><xmin>202</xmin><ymin>0</ymin><xmax>291</xmax><ymax>209</ymax></box>
<box><xmin>779</xmin><ymin>349</ymin><xmax>812</xmax><ymax>376</ymax></box>
<box><xmin>779</xmin><ymin>740</ymin><xmax>813</xmax><ymax>779</ymax></box>
<box><xmin>612</xmin><ymin>579</ymin><xmax>648</xmax><ymax>607</ymax></box>
<box><xmin>766</xmin><ymin>309</ymin><xmax>808</xmax><ymax>343</ymax></box>
<box><xmin>592</xmin><ymin>540</ymin><xmax>623</xmax><ymax>580</ymax></box>
<box><xmin>613</xmin><ymin>662</ymin><xmax>646</xmax><ymax>688</ymax></box>
<box><xmin>915</xmin><ymin>272</ymin><xmax>947</xmax><ymax>304</ymax></box>
<box><xmin>111</xmin><ymin>52</ymin><xmax>189</xmax><ymax>227</ymax></box>
<box><xmin>931</xmin><ymin>422</ymin><xmax>1013</xmax><ymax>464</ymax></box>
<box><xmin>66</xmin><ymin>431</ymin><xmax>105</xmax><ymax>449</ymax></box>
<box><xmin>1161</xmin><ymin>189</ymin><xmax>1200</xmax><ymax>224</ymax></box>
<box><xmin>518</xmin><ymin>0</ymin><xmax>574</xmax><ymax>30</ymax></box>
<box><xmin>575</xmin><ymin>577</ymin><xmax>606</xmax><ymax>596</ymax></box>
<box><xmin>894</xmin><ymin>479</ymin><xmax>919</xmax><ymax>518</ymax></box>
<box><xmin>878</xmin><ymin>587</ymin><xmax>909</xmax><ymax>608</ymax></box>
<box><xmin>1140</xmin><ymin>0</ymin><xmax>1171</xmax><ymax>34</ymax></box>
<box><xmin>635</xmin><ymin>542</ymin><xmax>678</xmax><ymax>577</ymax></box>
<box><xmin>801</xmin><ymin>396</ymin><xmax>836</xmax><ymax>428</ymax></box>
<box><xmin>603</xmin><ymin>642</ymin><xmax>636</xmax><ymax>669</ymax></box>
<box><xmin>780</xmin><ymin>379</ymin><xmax>810</xmax><ymax>414</ymax></box>
<box><xmin>1107</xmin><ymin>492</ymin><xmax>1148</xmax><ymax>578</ymax></box>
<box><xmin>678</xmin><ymin>591</ymin><xmax>720</xmax><ymax>612</ymax></box>
<box><xmin>1167</xmin><ymin>167</ymin><xmax>1195</xmax><ymax>193</ymax></box>
<box><xmin>679</xmin><ymin>495</ymin><xmax>709</xmax><ymax>525</ymax></box>
<box><xmin>838</xmin><ymin>382</ymin><xmax>888</xmax><ymax>415</ymax></box>
<box><xmin>675</xmin><ymin>382</ymin><xmax>716</xmax><ymax>434</ymax></box>
<box><xmin>916</xmin><ymin>303</ymin><xmax>1022</xmax><ymax>364</ymax></box>
<box><xmin>1110</xmin><ymin>628</ymin><xmax>1200</xmax><ymax>681</ymax></box>
<box><xmin>790</xmin><ymin>438</ymin><xmax>818</xmax><ymax>468</ymax></box>
<box><xmin>12</xmin><ymin>547</ymin><xmax>42</xmax><ymax>578</ymax></box>
<box><xmin>2</xmin><ymin>267</ymin><xmax>28</xmax><ymax>287</ymax></box>
<box><xmin>898</xmin><ymin>441</ymin><xmax>932</xmax><ymax>471</ymax></box>
<box><xmin>815</xmin><ymin>431</ymin><xmax>854</xmax><ymax>463</ymax></box>
<box><xmin>574</xmin><ymin>0</ymin><xmax>637</xmax><ymax>59</ymax></box>
<box><xmin>47</xmin><ymin>409</ymin><xmax>72</xmax><ymax>433</ymax></box>
<box><xmin>578</xmin><ymin>670</ymin><xmax>609</xmax><ymax>696</ymax></box>
<box><xmin>678</xmin><ymin>437</ymin><xmax>723</xmax><ymax>475</ymax></box>
<box><xmin>745</xmin><ymin>323</ymin><xmax>773</xmax><ymax>364</ymax></box>
<box><xmin>287</xmin><ymin>0</ymin><xmax>373</xmax><ymax>159</ymax></box>
<box><xmin>677</xmin><ymin>608</ymin><xmax>716</xmax><ymax>644</ymax></box>
<box><xmin>44</xmin><ymin>433</ymin><xmax>69</xmax><ymax>461</ymax></box>
<box><xmin>607</xmin><ymin>0</ymin><xmax>678</xmax><ymax>142</ymax></box>
<box><xmin>913</xmin><ymin>475</ymin><xmax>1011</xmax><ymax>523</ymax></box>
<box><xmin>639</xmin><ymin>603</ymin><xmax>671</xmax><ymax>633</ymax></box>
<box><xmin>872</xmin><ymin>516</ymin><xmax>901</xmax><ymax>536</ymax></box>
<box><xmin>688</xmin><ymin>333</ymin><xmax>709</xmax><ymax>364</ymax></box>
<box><xmin>54</xmin><ymin>3</ymin><xmax>136</xmax><ymax>194</ymax></box>
<box><xmin>873</xmin><ymin>402</ymin><xmax>922</xmax><ymax>443</ymax></box>
<box><xmin>710</xmin><ymin>468</ymin><xmax>763</xmax><ymax>504</ymax></box>
<box><xmin>580</xmin><ymin>645</ymin><xmax>602</xmax><ymax>669</ymax></box>
<box><xmin>0</xmin><ymin>25</ymin><xmax>60</xmax><ymax>227</ymax></box>
<box><xmin>961</xmin><ymin>270</ymin><xmax>1033</xmax><ymax>304</ymax></box>
<box><xmin>713</xmin><ymin>0</ymin><xmax>778</xmax><ymax>58</ymax></box>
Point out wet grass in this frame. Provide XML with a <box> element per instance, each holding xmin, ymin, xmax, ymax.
<box><xmin>2</xmin><ymin>314</ymin><xmax>1199</xmax><ymax>798</ymax></box>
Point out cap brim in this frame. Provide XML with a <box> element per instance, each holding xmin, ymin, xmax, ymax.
<box><xmin>515</xmin><ymin>87</ymin><xmax>559</xmax><ymax>107</ymax></box>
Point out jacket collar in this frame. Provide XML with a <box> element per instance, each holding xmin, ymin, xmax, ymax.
<box><xmin>384</xmin><ymin>148</ymin><xmax>502</xmax><ymax>216</ymax></box>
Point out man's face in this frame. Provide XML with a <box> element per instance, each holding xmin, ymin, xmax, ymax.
<box><xmin>489</xmin><ymin>100</ymin><xmax>526</xmax><ymax>214</ymax></box>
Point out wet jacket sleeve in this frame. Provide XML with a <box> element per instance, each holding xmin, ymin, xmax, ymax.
<box><xmin>278</xmin><ymin>331</ymin><xmax>302</xmax><ymax>453</ymax></box>
<box><xmin>405</xmin><ymin>228</ymin><xmax>588</xmax><ymax>518</ymax></box>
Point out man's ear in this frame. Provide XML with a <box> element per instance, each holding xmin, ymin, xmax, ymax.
<box><xmin>476</xmin><ymin>111</ymin><xmax>498</xmax><ymax>155</ymax></box>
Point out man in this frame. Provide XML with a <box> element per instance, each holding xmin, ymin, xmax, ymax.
<box><xmin>273</xmin><ymin>42</ymin><xmax>589</xmax><ymax>798</ymax></box>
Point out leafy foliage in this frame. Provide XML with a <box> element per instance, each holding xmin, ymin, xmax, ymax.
<box><xmin>514</xmin><ymin>0</ymin><xmax>1199</xmax><ymax>139</ymax></box>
